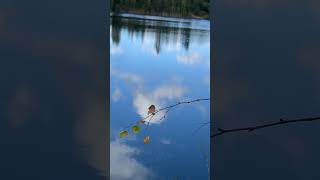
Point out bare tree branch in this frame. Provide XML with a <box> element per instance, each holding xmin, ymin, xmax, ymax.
<box><xmin>122</xmin><ymin>98</ymin><xmax>320</xmax><ymax>139</ymax></box>
<box><xmin>192</xmin><ymin>121</ymin><xmax>210</xmax><ymax>134</ymax></box>
<box><xmin>122</xmin><ymin>98</ymin><xmax>210</xmax><ymax>129</ymax></box>
<box><xmin>211</xmin><ymin>116</ymin><xmax>320</xmax><ymax>138</ymax></box>
<box><xmin>156</xmin><ymin>98</ymin><xmax>210</xmax><ymax>113</ymax></box>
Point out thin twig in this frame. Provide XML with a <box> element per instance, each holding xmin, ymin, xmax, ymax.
<box><xmin>146</xmin><ymin>98</ymin><xmax>210</xmax><ymax>126</ymax></box>
<box><xmin>192</xmin><ymin>121</ymin><xmax>210</xmax><ymax>134</ymax></box>
<box><xmin>211</xmin><ymin>116</ymin><xmax>320</xmax><ymax>138</ymax></box>
<box><xmin>122</xmin><ymin>98</ymin><xmax>210</xmax><ymax>129</ymax></box>
<box><xmin>190</xmin><ymin>121</ymin><xmax>210</xmax><ymax>125</ymax></box>
<box><xmin>123</xmin><ymin>114</ymin><xmax>153</xmax><ymax>129</ymax></box>
<box><xmin>145</xmin><ymin>115</ymin><xmax>154</xmax><ymax>133</ymax></box>
<box><xmin>158</xmin><ymin>108</ymin><xmax>172</xmax><ymax>122</ymax></box>
<box><xmin>121</xmin><ymin>98</ymin><xmax>320</xmax><ymax>140</ymax></box>
<box><xmin>156</xmin><ymin>98</ymin><xmax>210</xmax><ymax>113</ymax></box>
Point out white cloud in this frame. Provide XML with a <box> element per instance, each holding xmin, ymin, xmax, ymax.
<box><xmin>133</xmin><ymin>84</ymin><xmax>187</xmax><ymax>124</ymax></box>
<box><xmin>133</xmin><ymin>92</ymin><xmax>164</xmax><ymax>124</ymax></box>
<box><xmin>176</xmin><ymin>53</ymin><xmax>201</xmax><ymax>65</ymax></box>
<box><xmin>110</xmin><ymin>66</ymin><xmax>143</xmax><ymax>86</ymax></box>
<box><xmin>111</xmin><ymin>46</ymin><xmax>123</xmax><ymax>55</ymax></box>
<box><xmin>112</xmin><ymin>88</ymin><xmax>122</xmax><ymax>102</ymax></box>
<box><xmin>111</xmin><ymin>66</ymin><xmax>187</xmax><ymax>125</ymax></box>
<box><xmin>152</xmin><ymin>85</ymin><xmax>186</xmax><ymax>100</ymax></box>
<box><xmin>194</xmin><ymin>104</ymin><xmax>209</xmax><ymax>119</ymax></box>
<box><xmin>160</xmin><ymin>139</ymin><xmax>171</xmax><ymax>145</ymax></box>
<box><xmin>110</xmin><ymin>140</ymin><xmax>152</xmax><ymax>180</ymax></box>
<box><xmin>141</xmin><ymin>34</ymin><xmax>159</xmax><ymax>56</ymax></box>
<box><xmin>163</xmin><ymin>39</ymin><xmax>182</xmax><ymax>52</ymax></box>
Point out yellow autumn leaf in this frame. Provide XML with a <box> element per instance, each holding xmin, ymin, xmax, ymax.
<box><xmin>148</xmin><ymin>105</ymin><xmax>156</xmax><ymax>115</ymax></box>
<box><xmin>144</xmin><ymin>136</ymin><xmax>150</xmax><ymax>144</ymax></box>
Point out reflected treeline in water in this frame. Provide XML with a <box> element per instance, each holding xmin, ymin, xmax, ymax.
<box><xmin>111</xmin><ymin>16</ymin><xmax>209</xmax><ymax>54</ymax></box>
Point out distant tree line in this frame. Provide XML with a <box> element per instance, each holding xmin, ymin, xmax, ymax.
<box><xmin>111</xmin><ymin>16</ymin><xmax>208</xmax><ymax>53</ymax></box>
<box><xmin>111</xmin><ymin>0</ymin><xmax>210</xmax><ymax>19</ymax></box>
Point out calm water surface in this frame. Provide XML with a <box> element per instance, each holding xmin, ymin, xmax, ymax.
<box><xmin>0</xmin><ymin>0</ymin><xmax>107</xmax><ymax>179</ymax></box>
<box><xmin>213</xmin><ymin>1</ymin><xmax>320</xmax><ymax>179</ymax></box>
<box><xmin>110</xmin><ymin>14</ymin><xmax>210</xmax><ymax>180</ymax></box>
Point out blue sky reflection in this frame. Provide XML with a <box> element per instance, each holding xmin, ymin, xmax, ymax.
<box><xmin>110</xmin><ymin>15</ymin><xmax>210</xmax><ymax>180</ymax></box>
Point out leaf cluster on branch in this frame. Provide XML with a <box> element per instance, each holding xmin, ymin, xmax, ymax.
<box><xmin>119</xmin><ymin>98</ymin><xmax>210</xmax><ymax>143</ymax></box>
<box><xmin>119</xmin><ymin>97</ymin><xmax>320</xmax><ymax>140</ymax></box>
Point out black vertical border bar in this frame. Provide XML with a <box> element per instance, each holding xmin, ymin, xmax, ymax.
<box><xmin>210</xmin><ymin>0</ymin><xmax>215</xmax><ymax>179</ymax></box>
<box><xmin>106</xmin><ymin>0</ymin><xmax>110</xmax><ymax>179</ymax></box>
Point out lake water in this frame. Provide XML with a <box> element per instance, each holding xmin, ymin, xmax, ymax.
<box><xmin>212</xmin><ymin>1</ymin><xmax>320</xmax><ymax>180</ymax></box>
<box><xmin>0</xmin><ymin>0</ymin><xmax>107</xmax><ymax>178</ymax></box>
<box><xmin>110</xmin><ymin>14</ymin><xmax>210</xmax><ymax>179</ymax></box>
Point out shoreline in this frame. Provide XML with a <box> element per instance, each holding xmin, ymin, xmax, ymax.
<box><xmin>110</xmin><ymin>11</ymin><xmax>209</xmax><ymax>21</ymax></box>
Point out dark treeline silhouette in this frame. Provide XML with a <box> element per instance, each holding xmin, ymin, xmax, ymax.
<box><xmin>111</xmin><ymin>16</ymin><xmax>209</xmax><ymax>54</ymax></box>
<box><xmin>111</xmin><ymin>0</ymin><xmax>210</xmax><ymax>19</ymax></box>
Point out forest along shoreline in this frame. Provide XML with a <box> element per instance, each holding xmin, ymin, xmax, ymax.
<box><xmin>111</xmin><ymin>0</ymin><xmax>210</xmax><ymax>20</ymax></box>
<box><xmin>111</xmin><ymin>11</ymin><xmax>209</xmax><ymax>20</ymax></box>
<box><xmin>110</xmin><ymin>12</ymin><xmax>210</xmax><ymax>24</ymax></box>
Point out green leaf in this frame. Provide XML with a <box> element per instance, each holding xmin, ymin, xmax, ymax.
<box><xmin>132</xmin><ymin>125</ymin><xmax>140</xmax><ymax>134</ymax></box>
<box><xmin>119</xmin><ymin>130</ymin><xmax>128</xmax><ymax>138</ymax></box>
